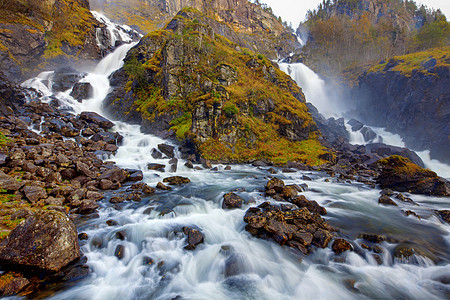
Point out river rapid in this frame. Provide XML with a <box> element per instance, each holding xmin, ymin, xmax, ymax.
<box><xmin>17</xmin><ymin>14</ymin><xmax>450</xmax><ymax>300</ymax></box>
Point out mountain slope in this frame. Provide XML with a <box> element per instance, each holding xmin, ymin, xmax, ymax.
<box><xmin>90</xmin><ymin>0</ymin><xmax>300</xmax><ymax>59</ymax></box>
<box><xmin>104</xmin><ymin>8</ymin><xmax>325</xmax><ymax>164</ymax></box>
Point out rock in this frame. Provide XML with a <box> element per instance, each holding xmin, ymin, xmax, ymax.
<box><xmin>76</xmin><ymin>161</ymin><xmax>96</xmax><ymax>178</ymax></box>
<box><xmin>99</xmin><ymin>179</ymin><xmax>114</xmax><ymax>190</ymax></box>
<box><xmin>114</xmin><ymin>245</ymin><xmax>125</xmax><ymax>259</ymax></box>
<box><xmin>142</xmin><ymin>184</ymin><xmax>156</xmax><ymax>194</ymax></box>
<box><xmin>156</xmin><ymin>182</ymin><xmax>171</xmax><ymax>190</ymax></box>
<box><xmin>222</xmin><ymin>192</ymin><xmax>243</xmax><ymax>209</ymax></box>
<box><xmin>86</xmin><ymin>191</ymin><xmax>103</xmax><ymax>201</ymax></box>
<box><xmin>292</xmin><ymin>196</ymin><xmax>327</xmax><ymax>215</ymax></box>
<box><xmin>78</xmin><ymin>233</ymin><xmax>89</xmax><ymax>240</ymax></box>
<box><xmin>366</xmin><ymin>143</ymin><xmax>425</xmax><ymax>168</ymax></box>
<box><xmin>151</xmin><ymin>148</ymin><xmax>163</xmax><ymax>159</ymax></box>
<box><xmin>225</xmin><ymin>165</ymin><xmax>231</xmax><ymax>170</ymax></box>
<box><xmin>376</xmin><ymin>156</ymin><xmax>449</xmax><ymax>196</ymax></box>
<box><xmin>109</xmin><ymin>196</ymin><xmax>125</xmax><ymax>203</ymax></box>
<box><xmin>347</xmin><ymin>119</ymin><xmax>364</xmax><ymax>131</ymax></box>
<box><xmin>157</xmin><ymin>144</ymin><xmax>175</xmax><ymax>158</ymax></box>
<box><xmin>126</xmin><ymin>192</ymin><xmax>142</xmax><ymax>202</ymax></box>
<box><xmin>128</xmin><ymin>170</ymin><xmax>143</xmax><ymax>182</ymax></box>
<box><xmin>106</xmin><ymin>219</ymin><xmax>118</xmax><ymax>226</ymax></box>
<box><xmin>201</xmin><ymin>158</ymin><xmax>212</xmax><ymax>169</ymax></box>
<box><xmin>52</xmin><ymin>67</ymin><xmax>85</xmax><ymax>92</ymax></box>
<box><xmin>79</xmin><ymin>112</ymin><xmax>115</xmax><ymax>130</ymax></box>
<box><xmin>0</xmin><ymin>171</ymin><xmax>24</xmax><ymax>191</ymax></box>
<box><xmin>437</xmin><ymin>210</ymin><xmax>450</xmax><ymax>224</ymax></box>
<box><xmin>378</xmin><ymin>195</ymin><xmax>397</xmax><ymax>206</ymax></box>
<box><xmin>162</xmin><ymin>176</ymin><xmax>190</xmax><ymax>185</ymax></box>
<box><xmin>22</xmin><ymin>185</ymin><xmax>47</xmax><ymax>203</ymax></box>
<box><xmin>70</xmin><ymin>82</ymin><xmax>93</xmax><ymax>101</ymax></box>
<box><xmin>147</xmin><ymin>163</ymin><xmax>165</xmax><ymax>172</ymax></box>
<box><xmin>77</xmin><ymin>200</ymin><xmax>99</xmax><ymax>214</ymax></box>
<box><xmin>332</xmin><ymin>239</ymin><xmax>352</xmax><ymax>254</ymax></box>
<box><xmin>98</xmin><ymin>168</ymin><xmax>128</xmax><ymax>183</ymax></box>
<box><xmin>393</xmin><ymin>242</ymin><xmax>437</xmax><ymax>262</ymax></box>
<box><xmin>183</xmin><ymin>227</ymin><xmax>204</xmax><ymax>250</ymax></box>
<box><xmin>265</xmin><ymin>177</ymin><xmax>284</xmax><ymax>192</ymax></box>
<box><xmin>360</xmin><ymin>127</ymin><xmax>377</xmax><ymax>142</ymax></box>
<box><xmin>184</xmin><ymin>161</ymin><xmax>194</xmax><ymax>168</ymax></box>
<box><xmin>0</xmin><ymin>210</ymin><xmax>80</xmax><ymax>271</ymax></box>
<box><xmin>0</xmin><ymin>272</ymin><xmax>29</xmax><ymax>297</ymax></box>
<box><xmin>360</xmin><ymin>233</ymin><xmax>384</xmax><ymax>244</ymax></box>
<box><xmin>313</xmin><ymin>229</ymin><xmax>333</xmax><ymax>248</ymax></box>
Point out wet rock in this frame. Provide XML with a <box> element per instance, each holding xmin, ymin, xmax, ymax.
<box><xmin>52</xmin><ymin>67</ymin><xmax>85</xmax><ymax>92</ymax></box>
<box><xmin>114</xmin><ymin>245</ymin><xmax>125</xmax><ymax>259</ymax></box>
<box><xmin>109</xmin><ymin>196</ymin><xmax>125</xmax><ymax>204</ymax></box>
<box><xmin>376</xmin><ymin>156</ymin><xmax>449</xmax><ymax>196</ymax></box>
<box><xmin>183</xmin><ymin>227</ymin><xmax>204</xmax><ymax>250</ymax></box>
<box><xmin>77</xmin><ymin>200</ymin><xmax>99</xmax><ymax>214</ymax></box>
<box><xmin>128</xmin><ymin>170</ymin><xmax>143</xmax><ymax>182</ymax></box>
<box><xmin>378</xmin><ymin>195</ymin><xmax>397</xmax><ymax>206</ymax></box>
<box><xmin>86</xmin><ymin>191</ymin><xmax>103</xmax><ymax>201</ymax></box>
<box><xmin>158</xmin><ymin>143</ymin><xmax>175</xmax><ymax>158</ymax></box>
<box><xmin>437</xmin><ymin>210</ymin><xmax>450</xmax><ymax>224</ymax></box>
<box><xmin>225</xmin><ymin>165</ymin><xmax>231</xmax><ymax>170</ymax></box>
<box><xmin>22</xmin><ymin>185</ymin><xmax>47</xmax><ymax>203</ymax></box>
<box><xmin>0</xmin><ymin>210</ymin><xmax>80</xmax><ymax>271</ymax></box>
<box><xmin>127</xmin><ymin>192</ymin><xmax>142</xmax><ymax>202</ymax></box>
<box><xmin>98</xmin><ymin>167</ymin><xmax>128</xmax><ymax>183</ymax></box>
<box><xmin>99</xmin><ymin>179</ymin><xmax>114</xmax><ymax>190</ymax></box>
<box><xmin>79</xmin><ymin>112</ymin><xmax>115</xmax><ymax>130</ymax></box>
<box><xmin>162</xmin><ymin>176</ymin><xmax>190</xmax><ymax>185</ymax></box>
<box><xmin>222</xmin><ymin>192</ymin><xmax>243</xmax><ymax>209</ymax></box>
<box><xmin>76</xmin><ymin>161</ymin><xmax>96</xmax><ymax>178</ymax></box>
<box><xmin>115</xmin><ymin>231</ymin><xmax>125</xmax><ymax>240</ymax></box>
<box><xmin>280</xmin><ymin>185</ymin><xmax>298</xmax><ymax>200</ymax></box>
<box><xmin>151</xmin><ymin>148</ymin><xmax>163</xmax><ymax>159</ymax></box>
<box><xmin>142</xmin><ymin>184</ymin><xmax>156</xmax><ymax>194</ymax></box>
<box><xmin>332</xmin><ymin>239</ymin><xmax>352</xmax><ymax>254</ymax></box>
<box><xmin>313</xmin><ymin>229</ymin><xmax>333</xmax><ymax>248</ymax></box>
<box><xmin>360</xmin><ymin>233</ymin><xmax>384</xmax><ymax>244</ymax></box>
<box><xmin>147</xmin><ymin>163</ymin><xmax>165</xmax><ymax>172</ymax></box>
<box><xmin>78</xmin><ymin>233</ymin><xmax>89</xmax><ymax>240</ymax></box>
<box><xmin>360</xmin><ymin>127</ymin><xmax>377</xmax><ymax>142</ymax></box>
<box><xmin>184</xmin><ymin>161</ymin><xmax>194</xmax><ymax>168</ymax></box>
<box><xmin>393</xmin><ymin>242</ymin><xmax>437</xmax><ymax>262</ymax></box>
<box><xmin>347</xmin><ymin>119</ymin><xmax>364</xmax><ymax>131</ymax></box>
<box><xmin>267</xmin><ymin>167</ymin><xmax>277</xmax><ymax>174</ymax></box>
<box><xmin>156</xmin><ymin>182</ymin><xmax>171</xmax><ymax>190</ymax></box>
<box><xmin>0</xmin><ymin>171</ymin><xmax>24</xmax><ymax>191</ymax></box>
<box><xmin>106</xmin><ymin>219</ymin><xmax>118</xmax><ymax>226</ymax></box>
<box><xmin>292</xmin><ymin>196</ymin><xmax>327</xmax><ymax>215</ymax></box>
<box><xmin>0</xmin><ymin>272</ymin><xmax>29</xmax><ymax>297</ymax></box>
<box><xmin>302</xmin><ymin>175</ymin><xmax>312</xmax><ymax>181</ymax></box>
<box><xmin>404</xmin><ymin>210</ymin><xmax>420</xmax><ymax>219</ymax></box>
<box><xmin>265</xmin><ymin>177</ymin><xmax>284</xmax><ymax>192</ymax></box>
<box><xmin>70</xmin><ymin>82</ymin><xmax>93</xmax><ymax>101</ymax></box>
<box><xmin>201</xmin><ymin>158</ymin><xmax>212</xmax><ymax>169</ymax></box>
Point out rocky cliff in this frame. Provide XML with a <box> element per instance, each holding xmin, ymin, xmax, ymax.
<box><xmin>0</xmin><ymin>0</ymin><xmax>106</xmax><ymax>82</ymax></box>
<box><xmin>348</xmin><ymin>47</ymin><xmax>449</xmax><ymax>164</ymax></box>
<box><xmin>104</xmin><ymin>9</ymin><xmax>324</xmax><ymax>164</ymax></box>
<box><xmin>90</xmin><ymin>0</ymin><xmax>300</xmax><ymax>59</ymax></box>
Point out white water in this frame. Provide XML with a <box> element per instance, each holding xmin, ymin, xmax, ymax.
<box><xmin>91</xmin><ymin>11</ymin><xmax>139</xmax><ymax>48</ymax></box>
<box><xmin>18</xmin><ymin>19</ymin><xmax>450</xmax><ymax>300</ymax></box>
<box><xmin>279</xmin><ymin>62</ymin><xmax>450</xmax><ymax>179</ymax></box>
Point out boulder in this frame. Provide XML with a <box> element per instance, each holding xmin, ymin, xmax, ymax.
<box><xmin>70</xmin><ymin>82</ymin><xmax>93</xmax><ymax>101</ymax></box>
<box><xmin>183</xmin><ymin>227</ymin><xmax>204</xmax><ymax>250</ymax></box>
<box><xmin>0</xmin><ymin>210</ymin><xmax>80</xmax><ymax>271</ymax></box>
<box><xmin>366</xmin><ymin>144</ymin><xmax>424</xmax><ymax>167</ymax></box>
<box><xmin>98</xmin><ymin>168</ymin><xmax>128</xmax><ymax>183</ymax></box>
<box><xmin>52</xmin><ymin>67</ymin><xmax>86</xmax><ymax>92</ymax></box>
<box><xmin>22</xmin><ymin>185</ymin><xmax>47</xmax><ymax>203</ymax></box>
<box><xmin>157</xmin><ymin>143</ymin><xmax>175</xmax><ymax>158</ymax></box>
<box><xmin>222</xmin><ymin>192</ymin><xmax>243</xmax><ymax>209</ymax></box>
<box><xmin>437</xmin><ymin>210</ymin><xmax>450</xmax><ymax>224</ymax></box>
<box><xmin>79</xmin><ymin>112</ymin><xmax>114</xmax><ymax>130</ymax></box>
<box><xmin>347</xmin><ymin>119</ymin><xmax>364</xmax><ymax>131</ymax></box>
<box><xmin>156</xmin><ymin>182</ymin><xmax>171</xmax><ymax>190</ymax></box>
<box><xmin>376</xmin><ymin>156</ymin><xmax>449</xmax><ymax>196</ymax></box>
<box><xmin>0</xmin><ymin>272</ymin><xmax>29</xmax><ymax>297</ymax></box>
<box><xmin>0</xmin><ymin>171</ymin><xmax>24</xmax><ymax>191</ymax></box>
<box><xmin>162</xmin><ymin>176</ymin><xmax>190</xmax><ymax>185</ymax></box>
<box><xmin>147</xmin><ymin>163</ymin><xmax>165</xmax><ymax>172</ymax></box>
<box><xmin>332</xmin><ymin>239</ymin><xmax>352</xmax><ymax>254</ymax></box>
<box><xmin>378</xmin><ymin>195</ymin><xmax>397</xmax><ymax>206</ymax></box>
<box><xmin>265</xmin><ymin>177</ymin><xmax>284</xmax><ymax>192</ymax></box>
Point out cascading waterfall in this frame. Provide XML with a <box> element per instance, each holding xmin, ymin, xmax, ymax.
<box><xmin>278</xmin><ymin>61</ymin><xmax>450</xmax><ymax>179</ymax></box>
<box><xmin>17</xmin><ymin>17</ymin><xmax>450</xmax><ymax>300</ymax></box>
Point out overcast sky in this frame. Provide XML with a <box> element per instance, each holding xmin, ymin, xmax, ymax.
<box><xmin>261</xmin><ymin>0</ymin><xmax>450</xmax><ymax>28</ymax></box>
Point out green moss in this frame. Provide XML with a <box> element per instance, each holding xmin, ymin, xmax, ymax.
<box><xmin>377</xmin><ymin>155</ymin><xmax>435</xmax><ymax>177</ymax></box>
<box><xmin>223</xmin><ymin>103</ymin><xmax>239</xmax><ymax>116</ymax></box>
<box><xmin>368</xmin><ymin>46</ymin><xmax>450</xmax><ymax>76</ymax></box>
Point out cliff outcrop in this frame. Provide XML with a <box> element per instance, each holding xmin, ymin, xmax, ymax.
<box><xmin>104</xmin><ymin>9</ymin><xmax>324</xmax><ymax>164</ymax></box>
<box><xmin>90</xmin><ymin>0</ymin><xmax>300</xmax><ymax>59</ymax></box>
<box><xmin>348</xmin><ymin>47</ymin><xmax>450</xmax><ymax>164</ymax></box>
<box><xmin>0</xmin><ymin>0</ymin><xmax>105</xmax><ymax>82</ymax></box>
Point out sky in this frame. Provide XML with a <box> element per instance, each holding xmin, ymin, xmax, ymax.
<box><xmin>261</xmin><ymin>0</ymin><xmax>450</xmax><ymax>29</ymax></box>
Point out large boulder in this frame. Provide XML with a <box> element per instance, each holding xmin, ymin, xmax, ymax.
<box><xmin>70</xmin><ymin>82</ymin><xmax>93</xmax><ymax>101</ymax></box>
<box><xmin>0</xmin><ymin>210</ymin><xmax>80</xmax><ymax>271</ymax></box>
<box><xmin>79</xmin><ymin>112</ymin><xmax>115</xmax><ymax>130</ymax></box>
<box><xmin>375</xmin><ymin>155</ymin><xmax>449</xmax><ymax>196</ymax></box>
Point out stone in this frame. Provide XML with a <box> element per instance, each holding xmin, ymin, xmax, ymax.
<box><xmin>151</xmin><ymin>149</ymin><xmax>163</xmax><ymax>159</ymax></box>
<box><xmin>222</xmin><ymin>192</ymin><xmax>243</xmax><ymax>209</ymax></box>
<box><xmin>313</xmin><ymin>229</ymin><xmax>333</xmax><ymax>248</ymax></box>
<box><xmin>437</xmin><ymin>210</ymin><xmax>450</xmax><ymax>224</ymax></box>
<box><xmin>128</xmin><ymin>170</ymin><xmax>143</xmax><ymax>182</ymax></box>
<box><xmin>78</xmin><ymin>233</ymin><xmax>89</xmax><ymax>240</ymax></box>
<box><xmin>157</xmin><ymin>144</ymin><xmax>175</xmax><ymax>158</ymax></box>
<box><xmin>156</xmin><ymin>182</ymin><xmax>171</xmax><ymax>190</ymax></box>
<box><xmin>0</xmin><ymin>272</ymin><xmax>29</xmax><ymax>297</ymax></box>
<box><xmin>184</xmin><ymin>161</ymin><xmax>194</xmax><ymax>168</ymax></box>
<box><xmin>292</xmin><ymin>196</ymin><xmax>327</xmax><ymax>215</ymax></box>
<box><xmin>77</xmin><ymin>200</ymin><xmax>99</xmax><ymax>214</ymax></box>
<box><xmin>79</xmin><ymin>112</ymin><xmax>115</xmax><ymax>130</ymax></box>
<box><xmin>98</xmin><ymin>168</ymin><xmax>128</xmax><ymax>183</ymax></box>
<box><xmin>0</xmin><ymin>210</ymin><xmax>80</xmax><ymax>271</ymax></box>
<box><xmin>76</xmin><ymin>161</ymin><xmax>96</xmax><ymax>178</ymax></box>
<box><xmin>201</xmin><ymin>158</ymin><xmax>212</xmax><ymax>169</ymax></box>
<box><xmin>147</xmin><ymin>163</ymin><xmax>165</xmax><ymax>172</ymax></box>
<box><xmin>378</xmin><ymin>195</ymin><xmax>397</xmax><ymax>206</ymax></box>
<box><xmin>360</xmin><ymin>233</ymin><xmax>384</xmax><ymax>244</ymax></box>
<box><xmin>332</xmin><ymin>239</ymin><xmax>352</xmax><ymax>254</ymax></box>
<box><xmin>0</xmin><ymin>171</ymin><xmax>24</xmax><ymax>191</ymax></box>
<box><xmin>99</xmin><ymin>179</ymin><xmax>114</xmax><ymax>190</ymax></box>
<box><xmin>86</xmin><ymin>191</ymin><xmax>103</xmax><ymax>201</ymax></box>
<box><xmin>22</xmin><ymin>185</ymin><xmax>47</xmax><ymax>203</ymax></box>
<box><xmin>114</xmin><ymin>245</ymin><xmax>125</xmax><ymax>259</ymax></box>
<box><xmin>70</xmin><ymin>82</ymin><xmax>93</xmax><ymax>101</ymax></box>
<box><xmin>265</xmin><ymin>177</ymin><xmax>284</xmax><ymax>192</ymax></box>
<box><xmin>183</xmin><ymin>227</ymin><xmax>204</xmax><ymax>250</ymax></box>
<box><xmin>109</xmin><ymin>196</ymin><xmax>125</xmax><ymax>204</ymax></box>
<box><xmin>142</xmin><ymin>184</ymin><xmax>156</xmax><ymax>194</ymax></box>
<box><xmin>162</xmin><ymin>176</ymin><xmax>190</xmax><ymax>185</ymax></box>
<box><xmin>347</xmin><ymin>119</ymin><xmax>364</xmax><ymax>131</ymax></box>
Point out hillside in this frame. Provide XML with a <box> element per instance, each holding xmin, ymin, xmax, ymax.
<box><xmin>300</xmin><ymin>0</ymin><xmax>450</xmax><ymax>76</ymax></box>
<box><xmin>89</xmin><ymin>0</ymin><xmax>300</xmax><ymax>60</ymax></box>
<box><xmin>104</xmin><ymin>8</ymin><xmax>325</xmax><ymax>165</ymax></box>
<box><xmin>0</xmin><ymin>0</ymin><xmax>103</xmax><ymax>82</ymax></box>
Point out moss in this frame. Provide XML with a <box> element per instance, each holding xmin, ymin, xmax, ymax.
<box><xmin>377</xmin><ymin>155</ymin><xmax>436</xmax><ymax>177</ymax></box>
<box><xmin>368</xmin><ymin>46</ymin><xmax>450</xmax><ymax>76</ymax></box>
<box><xmin>223</xmin><ymin>103</ymin><xmax>239</xmax><ymax>116</ymax></box>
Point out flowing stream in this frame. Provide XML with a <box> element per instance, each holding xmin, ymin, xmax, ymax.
<box><xmin>18</xmin><ymin>22</ymin><xmax>450</xmax><ymax>300</ymax></box>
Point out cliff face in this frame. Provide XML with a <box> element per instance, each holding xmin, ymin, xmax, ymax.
<box><xmin>0</xmin><ymin>0</ymin><xmax>104</xmax><ymax>82</ymax></box>
<box><xmin>349</xmin><ymin>47</ymin><xmax>450</xmax><ymax>164</ymax></box>
<box><xmin>104</xmin><ymin>9</ymin><xmax>324</xmax><ymax>164</ymax></box>
<box><xmin>90</xmin><ymin>0</ymin><xmax>300</xmax><ymax>59</ymax></box>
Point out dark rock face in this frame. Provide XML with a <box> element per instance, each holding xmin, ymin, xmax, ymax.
<box><xmin>365</xmin><ymin>143</ymin><xmax>424</xmax><ymax>168</ymax></box>
<box><xmin>437</xmin><ymin>210</ymin><xmax>450</xmax><ymax>224</ymax></box>
<box><xmin>332</xmin><ymin>239</ymin><xmax>352</xmax><ymax>254</ymax></box>
<box><xmin>0</xmin><ymin>210</ymin><xmax>80</xmax><ymax>271</ymax></box>
<box><xmin>350</xmin><ymin>67</ymin><xmax>450</xmax><ymax>164</ymax></box>
<box><xmin>376</xmin><ymin>156</ymin><xmax>449</xmax><ymax>196</ymax></box>
<box><xmin>222</xmin><ymin>192</ymin><xmax>243</xmax><ymax>209</ymax></box>
<box><xmin>306</xmin><ymin>103</ymin><xmax>349</xmax><ymax>145</ymax></box>
<box><xmin>70</xmin><ymin>82</ymin><xmax>94</xmax><ymax>101</ymax></box>
<box><xmin>52</xmin><ymin>67</ymin><xmax>86</xmax><ymax>92</ymax></box>
<box><xmin>183</xmin><ymin>227</ymin><xmax>204</xmax><ymax>250</ymax></box>
<box><xmin>80</xmin><ymin>112</ymin><xmax>115</xmax><ymax>130</ymax></box>
<box><xmin>0</xmin><ymin>272</ymin><xmax>30</xmax><ymax>297</ymax></box>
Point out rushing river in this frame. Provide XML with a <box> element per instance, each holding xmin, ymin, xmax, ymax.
<box><xmin>18</xmin><ymin>15</ymin><xmax>450</xmax><ymax>300</ymax></box>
